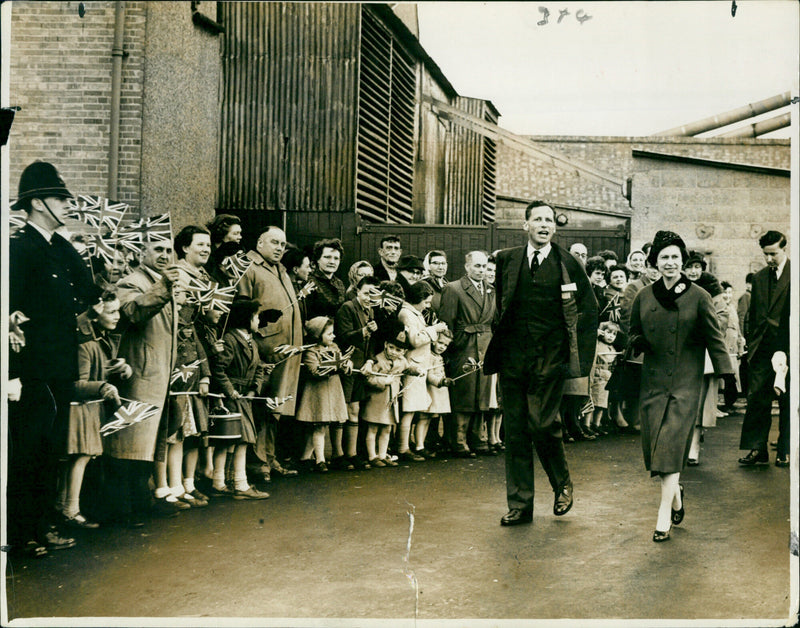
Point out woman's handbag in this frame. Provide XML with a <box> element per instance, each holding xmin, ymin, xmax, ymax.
<box><xmin>605</xmin><ymin>342</ymin><xmax>643</xmax><ymax>401</ymax></box>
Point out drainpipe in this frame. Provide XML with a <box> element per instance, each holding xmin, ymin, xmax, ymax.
<box><xmin>108</xmin><ymin>1</ymin><xmax>126</xmax><ymax>199</ymax></box>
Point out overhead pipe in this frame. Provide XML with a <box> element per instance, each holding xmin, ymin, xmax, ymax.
<box><xmin>108</xmin><ymin>1</ymin><xmax>126</xmax><ymax>199</ymax></box>
<box><xmin>654</xmin><ymin>91</ymin><xmax>791</xmax><ymax>137</ymax></box>
<box><xmin>714</xmin><ymin>112</ymin><xmax>791</xmax><ymax>138</ymax></box>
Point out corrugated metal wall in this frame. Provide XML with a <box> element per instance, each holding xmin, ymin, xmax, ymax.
<box><xmin>355</xmin><ymin>5</ymin><xmax>417</xmax><ymax>224</ymax></box>
<box><xmin>218</xmin><ymin>2</ymin><xmax>360</xmax><ymax>213</ymax></box>
<box><xmin>444</xmin><ymin>97</ymin><xmax>498</xmax><ymax>225</ymax></box>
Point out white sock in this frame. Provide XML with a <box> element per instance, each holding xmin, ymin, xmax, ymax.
<box><xmin>154</xmin><ymin>487</ymin><xmax>171</xmax><ymax>499</ymax></box>
<box><xmin>183</xmin><ymin>477</ymin><xmax>196</xmax><ymax>494</ymax></box>
<box><xmin>170</xmin><ymin>485</ymin><xmax>185</xmax><ymax>499</ymax></box>
<box><xmin>234</xmin><ymin>473</ymin><xmax>249</xmax><ymax>492</ymax></box>
<box><xmin>213</xmin><ymin>467</ymin><xmax>226</xmax><ymax>490</ymax></box>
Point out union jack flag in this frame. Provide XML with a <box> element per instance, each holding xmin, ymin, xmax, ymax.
<box><xmin>220</xmin><ymin>250</ymin><xmax>253</xmax><ymax>284</ymax></box>
<box><xmin>170</xmin><ymin>358</ymin><xmax>206</xmax><ymax>385</ymax></box>
<box><xmin>203</xmin><ymin>284</ymin><xmax>237</xmax><ymax>313</ymax></box>
<box><xmin>315</xmin><ymin>346</ymin><xmax>355</xmax><ymax>376</ymax></box>
<box><xmin>118</xmin><ymin>212</ymin><xmax>172</xmax><ymax>243</ymax></box>
<box><xmin>66</xmin><ymin>195</ymin><xmax>129</xmax><ymax>234</ymax></box>
<box><xmin>100</xmin><ymin>400</ymin><xmax>160</xmax><ymax>436</ymax></box>
<box><xmin>183</xmin><ymin>275</ymin><xmax>215</xmax><ymax>304</ymax></box>
<box><xmin>367</xmin><ymin>288</ymin><xmax>403</xmax><ymax>311</ymax></box>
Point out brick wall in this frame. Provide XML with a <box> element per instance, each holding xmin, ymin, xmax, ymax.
<box><xmin>496</xmin><ymin>135</ymin><xmax>791</xmax><ymax>219</ymax></box>
<box><xmin>10</xmin><ymin>1</ymin><xmax>147</xmax><ymax>214</ymax></box>
<box><xmin>9</xmin><ymin>1</ymin><xmax>220</xmax><ymax>232</ymax></box>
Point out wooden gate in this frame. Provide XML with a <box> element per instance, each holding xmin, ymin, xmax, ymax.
<box><xmin>234</xmin><ymin>210</ymin><xmax>630</xmax><ymax>279</ymax></box>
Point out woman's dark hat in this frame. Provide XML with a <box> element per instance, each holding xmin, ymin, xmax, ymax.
<box><xmin>647</xmin><ymin>230</ymin><xmax>687</xmax><ymax>268</ymax></box>
<box><xmin>380</xmin><ymin>318</ymin><xmax>412</xmax><ymax>350</ymax></box>
<box><xmin>684</xmin><ymin>250</ymin><xmax>706</xmax><ymax>270</ymax></box>
<box><xmin>12</xmin><ymin>161</ymin><xmax>74</xmax><ymax>210</ymax></box>
<box><xmin>397</xmin><ymin>255</ymin><xmax>424</xmax><ymax>272</ymax></box>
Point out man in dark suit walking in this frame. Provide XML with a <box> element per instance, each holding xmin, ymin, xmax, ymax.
<box><xmin>8</xmin><ymin>162</ymin><xmax>95</xmax><ymax>555</ymax></box>
<box><xmin>484</xmin><ymin>201</ymin><xmax>598</xmax><ymax>526</ymax></box>
<box><xmin>738</xmin><ymin>230</ymin><xmax>791</xmax><ymax>468</ymax></box>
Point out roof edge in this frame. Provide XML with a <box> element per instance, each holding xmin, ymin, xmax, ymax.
<box><xmin>631</xmin><ymin>149</ymin><xmax>790</xmax><ymax>177</ymax></box>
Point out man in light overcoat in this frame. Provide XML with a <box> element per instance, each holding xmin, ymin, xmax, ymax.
<box><xmin>438</xmin><ymin>250</ymin><xmax>496</xmax><ymax>457</ymax></box>
<box><xmin>238</xmin><ymin>226</ymin><xmax>302</xmax><ymax>478</ymax></box>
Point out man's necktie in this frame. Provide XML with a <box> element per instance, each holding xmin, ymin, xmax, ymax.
<box><xmin>769</xmin><ymin>267</ymin><xmax>777</xmax><ymax>301</ymax></box>
<box><xmin>530</xmin><ymin>250</ymin><xmax>540</xmax><ymax>277</ymax></box>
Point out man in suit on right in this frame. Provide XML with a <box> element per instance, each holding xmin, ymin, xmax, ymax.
<box><xmin>738</xmin><ymin>230</ymin><xmax>791</xmax><ymax>468</ymax></box>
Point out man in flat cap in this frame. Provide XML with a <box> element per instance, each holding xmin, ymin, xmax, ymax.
<box><xmin>8</xmin><ymin>162</ymin><xmax>95</xmax><ymax>556</ymax></box>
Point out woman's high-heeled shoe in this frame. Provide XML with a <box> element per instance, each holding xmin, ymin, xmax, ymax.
<box><xmin>671</xmin><ymin>484</ymin><xmax>685</xmax><ymax>525</ymax></box>
<box><xmin>653</xmin><ymin>528</ymin><xmax>671</xmax><ymax>542</ymax></box>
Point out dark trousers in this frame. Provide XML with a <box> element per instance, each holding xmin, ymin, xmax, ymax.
<box><xmin>739</xmin><ymin>351</ymin><xmax>790</xmax><ymax>457</ymax></box>
<box><xmin>6</xmin><ymin>379</ymin><xmax>72</xmax><ymax>545</ymax></box>
<box><xmin>101</xmin><ymin>456</ymin><xmax>153</xmax><ymax>522</ymax></box>
<box><xmin>721</xmin><ymin>373</ymin><xmax>739</xmax><ymax>408</ymax></box>
<box><xmin>500</xmin><ymin>345</ymin><xmax>571</xmax><ymax>512</ymax></box>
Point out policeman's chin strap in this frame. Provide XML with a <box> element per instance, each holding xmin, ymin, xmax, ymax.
<box><xmin>40</xmin><ymin>198</ymin><xmax>66</xmax><ymax>227</ymax></box>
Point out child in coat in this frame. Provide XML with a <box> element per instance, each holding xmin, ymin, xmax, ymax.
<box><xmin>413</xmin><ymin>328</ymin><xmax>453</xmax><ymax>458</ymax></box>
<box><xmin>361</xmin><ymin>322</ymin><xmax>421</xmax><ymax>467</ymax></box>
<box><xmin>59</xmin><ymin>290</ymin><xmax>131</xmax><ymax>529</ymax></box>
<box><xmin>157</xmin><ymin>287</ymin><xmax>212</xmax><ymax>508</ymax></box>
<box><xmin>209</xmin><ymin>298</ymin><xmax>270</xmax><ymax>500</ymax></box>
<box><xmin>295</xmin><ymin>316</ymin><xmax>352</xmax><ymax>473</ymax></box>
<box><xmin>588</xmin><ymin>321</ymin><xmax>621</xmax><ymax>434</ymax></box>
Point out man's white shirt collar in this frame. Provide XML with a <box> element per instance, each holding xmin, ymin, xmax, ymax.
<box><xmin>527</xmin><ymin>242</ymin><xmax>551</xmax><ymax>264</ymax></box>
<box><xmin>775</xmin><ymin>257</ymin><xmax>788</xmax><ymax>280</ymax></box>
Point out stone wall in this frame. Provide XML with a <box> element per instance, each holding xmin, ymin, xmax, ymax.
<box><xmin>630</xmin><ymin>156</ymin><xmax>790</xmax><ymax>295</ymax></box>
<box><xmin>139</xmin><ymin>1</ymin><xmax>220</xmax><ymax>229</ymax></box>
<box><xmin>496</xmin><ymin>134</ymin><xmax>790</xmax><ymax>218</ymax></box>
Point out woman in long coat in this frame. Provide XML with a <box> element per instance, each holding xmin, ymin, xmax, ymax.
<box><xmin>630</xmin><ymin>231</ymin><xmax>732</xmax><ymax>542</ymax></box>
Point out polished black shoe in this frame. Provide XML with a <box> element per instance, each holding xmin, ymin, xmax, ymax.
<box><xmin>454</xmin><ymin>448</ymin><xmax>477</xmax><ymax>459</ymax></box>
<box><xmin>553</xmin><ymin>482</ymin><xmax>574</xmax><ymax>516</ymax></box>
<box><xmin>738</xmin><ymin>449</ymin><xmax>769</xmax><ymax>466</ymax></box>
<box><xmin>652</xmin><ymin>528</ymin><xmax>671</xmax><ymax>542</ymax></box>
<box><xmin>775</xmin><ymin>455</ymin><xmax>789</xmax><ymax>468</ymax></box>
<box><xmin>500</xmin><ymin>508</ymin><xmax>533</xmax><ymax>526</ymax></box>
<box><xmin>671</xmin><ymin>484</ymin><xmax>685</xmax><ymax>525</ymax></box>
<box><xmin>399</xmin><ymin>450</ymin><xmax>425</xmax><ymax>462</ymax></box>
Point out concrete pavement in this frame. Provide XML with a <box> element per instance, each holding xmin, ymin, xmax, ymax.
<box><xmin>3</xmin><ymin>404</ymin><xmax>795</xmax><ymax>625</ymax></box>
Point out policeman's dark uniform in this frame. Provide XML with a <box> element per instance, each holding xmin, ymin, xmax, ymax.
<box><xmin>7</xmin><ymin>163</ymin><xmax>94</xmax><ymax>547</ymax></box>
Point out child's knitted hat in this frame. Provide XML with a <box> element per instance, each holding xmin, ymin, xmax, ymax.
<box><xmin>304</xmin><ymin>316</ymin><xmax>332</xmax><ymax>342</ymax></box>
